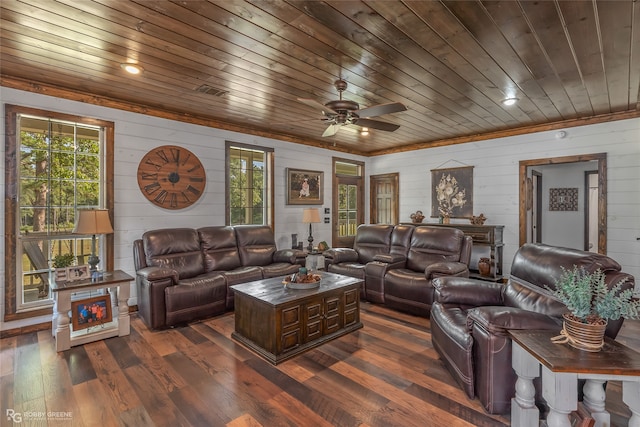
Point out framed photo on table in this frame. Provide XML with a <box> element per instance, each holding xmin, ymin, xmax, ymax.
<box><xmin>71</xmin><ymin>294</ymin><xmax>113</xmax><ymax>331</ymax></box>
<box><xmin>66</xmin><ymin>264</ymin><xmax>90</xmax><ymax>282</ymax></box>
<box><xmin>286</xmin><ymin>168</ymin><xmax>324</xmax><ymax>205</ymax></box>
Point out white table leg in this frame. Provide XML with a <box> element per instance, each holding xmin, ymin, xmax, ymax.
<box><xmin>583</xmin><ymin>379</ymin><xmax>609</xmax><ymax>427</ymax></box>
<box><xmin>55</xmin><ymin>291</ymin><xmax>72</xmax><ymax>352</ymax></box>
<box><xmin>542</xmin><ymin>367</ymin><xmax>577</xmax><ymax>427</ymax></box>
<box><xmin>511</xmin><ymin>342</ymin><xmax>540</xmax><ymax>427</ymax></box>
<box><xmin>623</xmin><ymin>381</ymin><xmax>640</xmax><ymax>427</ymax></box>
<box><xmin>115</xmin><ymin>284</ymin><xmax>130</xmax><ymax>336</ymax></box>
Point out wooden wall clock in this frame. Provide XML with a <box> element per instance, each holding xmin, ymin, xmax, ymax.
<box><xmin>137</xmin><ymin>145</ymin><xmax>206</xmax><ymax>210</ymax></box>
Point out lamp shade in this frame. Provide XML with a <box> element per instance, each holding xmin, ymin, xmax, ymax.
<box><xmin>73</xmin><ymin>209</ymin><xmax>114</xmax><ymax>235</ymax></box>
<box><xmin>302</xmin><ymin>208</ymin><xmax>321</xmax><ymax>224</ymax></box>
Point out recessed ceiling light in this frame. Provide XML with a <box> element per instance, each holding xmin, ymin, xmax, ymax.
<box><xmin>502</xmin><ymin>97</ymin><xmax>518</xmax><ymax>106</ymax></box>
<box><xmin>121</xmin><ymin>63</ymin><xmax>143</xmax><ymax>75</ymax></box>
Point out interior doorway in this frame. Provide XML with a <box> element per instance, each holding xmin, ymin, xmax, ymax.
<box><xmin>519</xmin><ymin>153</ymin><xmax>607</xmax><ymax>254</ymax></box>
<box><xmin>370</xmin><ymin>173</ymin><xmax>399</xmax><ymax>225</ymax></box>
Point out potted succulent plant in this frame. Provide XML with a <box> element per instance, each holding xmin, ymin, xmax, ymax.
<box><xmin>546</xmin><ymin>265</ymin><xmax>640</xmax><ymax>351</ymax></box>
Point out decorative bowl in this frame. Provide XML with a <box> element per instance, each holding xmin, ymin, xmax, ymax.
<box><xmin>283</xmin><ymin>273</ymin><xmax>321</xmax><ymax>289</ymax></box>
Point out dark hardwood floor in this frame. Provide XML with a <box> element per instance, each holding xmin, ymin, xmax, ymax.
<box><xmin>1</xmin><ymin>303</ymin><xmax>638</xmax><ymax>427</ymax></box>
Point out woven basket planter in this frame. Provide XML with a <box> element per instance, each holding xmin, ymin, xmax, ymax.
<box><xmin>561</xmin><ymin>313</ymin><xmax>607</xmax><ymax>352</ymax></box>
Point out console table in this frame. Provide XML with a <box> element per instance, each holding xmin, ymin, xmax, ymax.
<box><xmin>424</xmin><ymin>224</ymin><xmax>504</xmax><ymax>281</ymax></box>
<box><xmin>510</xmin><ymin>329</ymin><xmax>640</xmax><ymax>427</ymax></box>
<box><xmin>51</xmin><ymin>270</ymin><xmax>133</xmax><ymax>352</ymax></box>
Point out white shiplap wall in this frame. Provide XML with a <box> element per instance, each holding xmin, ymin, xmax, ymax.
<box><xmin>1</xmin><ymin>86</ymin><xmax>638</xmax><ymax>331</ymax></box>
<box><xmin>368</xmin><ymin>118</ymin><xmax>640</xmax><ymax>285</ymax></box>
<box><xmin>0</xmin><ymin>87</ymin><xmax>365</xmax><ymax>331</ymax></box>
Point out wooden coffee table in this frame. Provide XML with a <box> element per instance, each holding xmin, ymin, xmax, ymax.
<box><xmin>230</xmin><ymin>271</ymin><xmax>363</xmax><ymax>364</ymax></box>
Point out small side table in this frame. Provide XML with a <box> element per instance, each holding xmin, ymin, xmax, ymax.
<box><xmin>305</xmin><ymin>252</ymin><xmax>325</xmax><ymax>271</ymax></box>
<box><xmin>51</xmin><ymin>270</ymin><xmax>133</xmax><ymax>352</ymax></box>
<box><xmin>510</xmin><ymin>329</ymin><xmax>640</xmax><ymax>427</ymax></box>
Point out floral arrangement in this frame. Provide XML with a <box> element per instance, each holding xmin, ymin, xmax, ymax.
<box><xmin>435</xmin><ymin>174</ymin><xmax>467</xmax><ymax>217</ymax></box>
<box><xmin>546</xmin><ymin>266</ymin><xmax>640</xmax><ymax>324</ymax></box>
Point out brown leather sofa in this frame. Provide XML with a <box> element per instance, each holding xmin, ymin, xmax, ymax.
<box><xmin>324</xmin><ymin>224</ymin><xmax>472</xmax><ymax>316</ymax></box>
<box><xmin>133</xmin><ymin>225</ymin><xmax>305</xmax><ymax>329</ymax></box>
<box><xmin>430</xmin><ymin>243</ymin><xmax>635</xmax><ymax>414</ymax></box>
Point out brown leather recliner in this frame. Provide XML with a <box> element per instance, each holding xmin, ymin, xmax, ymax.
<box><xmin>430</xmin><ymin>243</ymin><xmax>635</xmax><ymax>414</ymax></box>
<box><xmin>366</xmin><ymin>226</ymin><xmax>472</xmax><ymax>316</ymax></box>
<box><xmin>324</xmin><ymin>224</ymin><xmax>395</xmax><ymax>297</ymax></box>
<box><xmin>134</xmin><ymin>225</ymin><xmax>305</xmax><ymax>329</ymax></box>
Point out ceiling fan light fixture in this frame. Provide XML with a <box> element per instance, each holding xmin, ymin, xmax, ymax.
<box><xmin>502</xmin><ymin>97</ymin><xmax>518</xmax><ymax>106</ymax></box>
<box><xmin>361</xmin><ymin>127</ymin><xmax>369</xmax><ymax>136</ymax></box>
<box><xmin>121</xmin><ymin>63</ymin><xmax>143</xmax><ymax>75</ymax></box>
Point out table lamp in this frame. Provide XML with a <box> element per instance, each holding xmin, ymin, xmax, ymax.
<box><xmin>302</xmin><ymin>208</ymin><xmax>321</xmax><ymax>252</ymax></box>
<box><xmin>73</xmin><ymin>209</ymin><xmax>113</xmax><ymax>271</ymax></box>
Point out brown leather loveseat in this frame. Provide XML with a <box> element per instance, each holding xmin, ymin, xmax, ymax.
<box><xmin>133</xmin><ymin>225</ymin><xmax>305</xmax><ymax>329</ymax></box>
<box><xmin>430</xmin><ymin>243</ymin><xmax>635</xmax><ymax>414</ymax></box>
<box><xmin>324</xmin><ymin>224</ymin><xmax>472</xmax><ymax>316</ymax></box>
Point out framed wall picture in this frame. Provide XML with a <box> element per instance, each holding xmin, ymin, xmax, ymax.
<box><xmin>71</xmin><ymin>294</ymin><xmax>113</xmax><ymax>331</ymax></box>
<box><xmin>66</xmin><ymin>264</ymin><xmax>90</xmax><ymax>282</ymax></box>
<box><xmin>286</xmin><ymin>168</ymin><xmax>324</xmax><ymax>205</ymax></box>
<box><xmin>431</xmin><ymin>166</ymin><xmax>474</xmax><ymax>218</ymax></box>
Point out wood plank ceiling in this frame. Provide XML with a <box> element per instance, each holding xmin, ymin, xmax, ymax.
<box><xmin>1</xmin><ymin>0</ymin><xmax>639</xmax><ymax>156</ymax></box>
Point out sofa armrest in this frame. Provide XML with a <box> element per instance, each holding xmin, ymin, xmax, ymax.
<box><xmin>425</xmin><ymin>261</ymin><xmax>469</xmax><ymax>279</ymax></box>
<box><xmin>324</xmin><ymin>248</ymin><xmax>359</xmax><ymax>264</ymax></box>
<box><xmin>433</xmin><ymin>276</ymin><xmax>504</xmax><ymax>306</ymax></box>
<box><xmin>136</xmin><ymin>266</ymin><xmax>179</xmax><ymax>330</ymax></box>
<box><xmin>373</xmin><ymin>253</ymin><xmax>406</xmax><ymax>264</ymax></box>
<box><xmin>273</xmin><ymin>249</ymin><xmax>306</xmax><ymax>265</ymax></box>
<box><xmin>137</xmin><ymin>266</ymin><xmax>179</xmax><ymax>283</ymax></box>
<box><xmin>468</xmin><ymin>306</ymin><xmax>561</xmax><ymax>334</ymax></box>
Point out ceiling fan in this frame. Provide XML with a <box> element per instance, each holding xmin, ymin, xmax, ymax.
<box><xmin>298</xmin><ymin>79</ymin><xmax>407</xmax><ymax>137</ymax></box>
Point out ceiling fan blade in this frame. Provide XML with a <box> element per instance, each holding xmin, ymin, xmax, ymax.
<box><xmin>355</xmin><ymin>118</ymin><xmax>400</xmax><ymax>132</ymax></box>
<box><xmin>298</xmin><ymin>98</ymin><xmax>338</xmax><ymax>116</ymax></box>
<box><xmin>357</xmin><ymin>102</ymin><xmax>407</xmax><ymax>118</ymax></box>
<box><xmin>322</xmin><ymin>123</ymin><xmax>342</xmax><ymax>137</ymax></box>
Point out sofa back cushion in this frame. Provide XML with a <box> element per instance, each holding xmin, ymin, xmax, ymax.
<box><xmin>389</xmin><ymin>225</ymin><xmax>415</xmax><ymax>257</ymax></box>
<box><xmin>199</xmin><ymin>226</ymin><xmax>242</xmax><ymax>272</ymax></box>
<box><xmin>142</xmin><ymin>228</ymin><xmax>204</xmax><ymax>279</ymax></box>
<box><xmin>406</xmin><ymin>226</ymin><xmax>465</xmax><ymax>271</ymax></box>
<box><xmin>235</xmin><ymin>225</ymin><xmax>276</xmax><ymax>266</ymax></box>
<box><xmin>509</xmin><ymin>243</ymin><xmax>621</xmax><ymax>292</ymax></box>
<box><xmin>353</xmin><ymin>224</ymin><xmax>394</xmax><ymax>263</ymax></box>
<box><xmin>504</xmin><ymin>243</ymin><xmax>623</xmax><ymax>314</ymax></box>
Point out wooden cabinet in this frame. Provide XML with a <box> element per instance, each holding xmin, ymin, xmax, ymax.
<box><xmin>426</xmin><ymin>224</ymin><xmax>505</xmax><ymax>281</ymax></box>
<box><xmin>231</xmin><ymin>272</ymin><xmax>363</xmax><ymax>364</ymax></box>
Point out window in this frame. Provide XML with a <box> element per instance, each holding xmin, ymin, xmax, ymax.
<box><xmin>332</xmin><ymin>158</ymin><xmax>364</xmax><ymax>248</ymax></box>
<box><xmin>4</xmin><ymin>105</ymin><xmax>114</xmax><ymax>319</ymax></box>
<box><xmin>226</xmin><ymin>142</ymin><xmax>273</xmax><ymax>226</ymax></box>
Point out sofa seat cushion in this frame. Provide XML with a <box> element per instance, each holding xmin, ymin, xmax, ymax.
<box><xmin>328</xmin><ymin>262</ymin><xmax>366</xmax><ymax>279</ymax></box>
<box><xmin>383</xmin><ymin>269</ymin><xmax>433</xmax><ymax>316</ymax></box>
<box><xmin>430</xmin><ymin>302</ymin><xmax>474</xmax><ymax>398</ymax></box>
<box><xmin>165</xmin><ymin>273</ymin><xmax>227</xmax><ymax>326</ymax></box>
<box><xmin>221</xmin><ymin>266</ymin><xmax>264</xmax><ymax>310</ymax></box>
<box><xmin>261</xmin><ymin>262</ymin><xmax>300</xmax><ymax>279</ymax></box>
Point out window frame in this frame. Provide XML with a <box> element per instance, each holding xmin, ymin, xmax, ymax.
<box><xmin>225</xmin><ymin>141</ymin><xmax>274</xmax><ymax>227</ymax></box>
<box><xmin>4</xmin><ymin>104</ymin><xmax>114</xmax><ymax>321</ymax></box>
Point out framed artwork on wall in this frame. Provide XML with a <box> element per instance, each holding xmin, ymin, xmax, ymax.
<box><xmin>286</xmin><ymin>168</ymin><xmax>324</xmax><ymax>205</ymax></box>
<box><xmin>431</xmin><ymin>166</ymin><xmax>474</xmax><ymax>218</ymax></box>
<box><xmin>71</xmin><ymin>294</ymin><xmax>113</xmax><ymax>331</ymax></box>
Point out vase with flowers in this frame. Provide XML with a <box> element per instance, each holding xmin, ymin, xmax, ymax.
<box><xmin>435</xmin><ymin>174</ymin><xmax>467</xmax><ymax>221</ymax></box>
<box><xmin>546</xmin><ymin>265</ymin><xmax>640</xmax><ymax>352</ymax></box>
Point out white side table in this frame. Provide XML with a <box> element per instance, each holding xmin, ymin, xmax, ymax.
<box><xmin>510</xmin><ymin>329</ymin><xmax>640</xmax><ymax>427</ymax></box>
<box><xmin>51</xmin><ymin>270</ymin><xmax>133</xmax><ymax>352</ymax></box>
<box><xmin>305</xmin><ymin>252</ymin><xmax>325</xmax><ymax>271</ymax></box>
